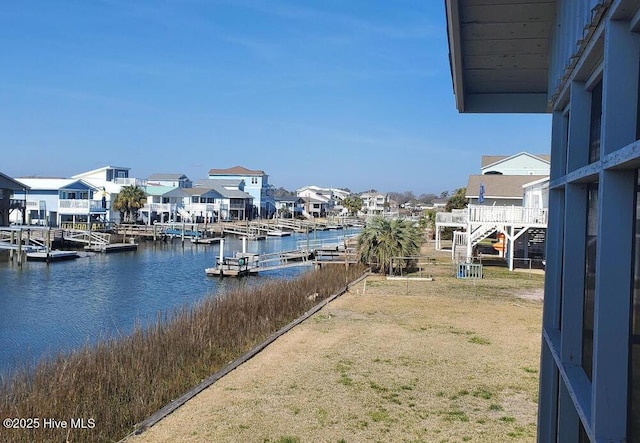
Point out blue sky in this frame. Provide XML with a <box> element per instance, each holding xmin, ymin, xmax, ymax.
<box><xmin>0</xmin><ymin>0</ymin><xmax>551</xmax><ymax>195</ymax></box>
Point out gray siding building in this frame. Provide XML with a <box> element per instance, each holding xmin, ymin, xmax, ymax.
<box><xmin>446</xmin><ymin>1</ymin><xmax>640</xmax><ymax>441</ymax></box>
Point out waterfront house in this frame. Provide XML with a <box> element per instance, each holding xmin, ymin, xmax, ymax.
<box><xmin>147</xmin><ymin>173</ymin><xmax>192</xmax><ymax>188</ymax></box>
<box><xmin>445</xmin><ymin>1</ymin><xmax>640</xmax><ymax>440</ymax></box>
<box><xmin>296</xmin><ymin>186</ymin><xmax>350</xmax><ymax>216</ymax></box>
<box><xmin>0</xmin><ymin>172</ymin><xmax>28</xmax><ymax>227</ymax></box>
<box><xmin>72</xmin><ymin>165</ymin><xmax>147</xmax><ymax>188</ymax></box>
<box><xmin>434</xmin><ymin>149</ymin><xmax>549</xmax><ymax>268</ymax></box>
<box><xmin>73</xmin><ymin>165</ymin><xmax>149</xmax><ymax>225</ymax></box>
<box><xmin>140</xmin><ymin>186</ymin><xmax>189</xmax><ymax>224</ymax></box>
<box><xmin>194</xmin><ymin>179</ymin><xmax>253</xmax><ymax>221</ymax></box>
<box><xmin>359</xmin><ymin>192</ymin><xmax>388</xmax><ymax>215</ymax></box>
<box><xmin>274</xmin><ymin>196</ymin><xmax>304</xmax><ymax>218</ymax></box>
<box><xmin>13</xmin><ymin>178</ymin><xmax>109</xmax><ymax>229</ymax></box>
<box><xmin>207</xmin><ymin>166</ymin><xmax>275</xmax><ymax>218</ymax></box>
<box><xmin>181</xmin><ymin>188</ymin><xmax>222</xmax><ymax>223</ymax></box>
<box><xmin>300</xmin><ymin>196</ymin><xmax>328</xmax><ymax>218</ymax></box>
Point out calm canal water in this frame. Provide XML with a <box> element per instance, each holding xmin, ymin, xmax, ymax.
<box><xmin>0</xmin><ymin>229</ymin><xmax>357</xmax><ymax>376</ymax></box>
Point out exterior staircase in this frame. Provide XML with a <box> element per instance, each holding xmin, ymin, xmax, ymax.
<box><xmin>469</xmin><ymin>223</ymin><xmax>498</xmax><ymax>248</ymax></box>
<box><xmin>178</xmin><ymin>207</ymin><xmax>192</xmax><ymax>222</ymax></box>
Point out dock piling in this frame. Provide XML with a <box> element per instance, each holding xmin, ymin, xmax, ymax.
<box><xmin>17</xmin><ymin>229</ymin><xmax>23</xmax><ymax>266</ymax></box>
<box><xmin>9</xmin><ymin>231</ymin><xmax>15</xmax><ymax>261</ymax></box>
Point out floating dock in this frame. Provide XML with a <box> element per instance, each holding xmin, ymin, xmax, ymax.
<box><xmin>205</xmin><ymin>254</ymin><xmax>260</xmax><ymax>277</ymax></box>
<box><xmin>190</xmin><ymin>237</ymin><xmax>222</xmax><ymax>244</ymax></box>
<box><xmin>85</xmin><ymin>243</ymin><xmax>138</xmax><ymax>253</ymax></box>
<box><xmin>26</xmin><ymin>250</ymin><xmax>79</xmax><ymax>262</ymax></box>
<box><xmin>266</xmin><ymin>230</ymin><xmax>291</xmax><ymax>237</ymax></box>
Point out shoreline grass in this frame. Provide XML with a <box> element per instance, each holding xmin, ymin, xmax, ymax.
<box><xmin>0</xmin><ymin>264</ymin><xmax>366</xmax><ymax>443</ymax></box>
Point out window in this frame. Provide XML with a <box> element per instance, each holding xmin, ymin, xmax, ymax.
<box><xmin>583</xmin><ymin>183</ymin><xmax>598</xmax><ymax>380</ymax></box>
<box><xmin>589</xmin><ymin>80</ymin><xmax>603</xmax><ymax>164</ymax></box>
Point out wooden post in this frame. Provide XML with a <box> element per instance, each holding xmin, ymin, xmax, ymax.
<box><xmin>17</xmin><ymin>229</ymin><xmax>23</xmax><ymax>266</ymax></box>
<box><xmin>181</xmin><ymin>222</ymin><xmax>185</xmax><ymax>245</ymax></box>
<box><xmin>46</xmin><ymin>227</ymin><xmax>51</xmax><ymax>262</ymax></box>
<box><xmin>9</xmin><ymin>230</ymin><xmax>14</xmax><ymax>261</ymax></box>
<box><xmin>153</xmin><ymin>223</ymin><xmax>157</xmax><ymax>242</ymax></box>
<box><xmin>88</xmin><ymin>217</ymin><xmax>92</xmax><ymax>250</ymax></box>
<box><xmin>219</xmin><ymin>238</ymin><xmax>224</xmax><ymax>269</ymax></box>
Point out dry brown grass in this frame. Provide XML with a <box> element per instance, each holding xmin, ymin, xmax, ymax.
<box><xmin>0</xmin><ymin>265</ymin><xmax>366</xmax><ymax>443</ymax></box>
<box><xmin>129</xmin><ymin>253</ymin><xmax>543</xmax><ymax>443</ymax></box>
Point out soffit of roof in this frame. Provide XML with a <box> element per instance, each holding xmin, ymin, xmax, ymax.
<box><xmin>0</xmin><ymin>172</ymin><xmax>30</xmax><ymax>190</ymax></box>
<box><xmin>446</xmin><ymin>0</ymin><xmax>556</xmax><ymax>113</ymax></box>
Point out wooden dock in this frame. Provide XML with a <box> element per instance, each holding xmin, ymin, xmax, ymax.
<box><xmin>205</xmin><ymin>254</ymin><xmax>260</xmax><ymax>277</ymax></box>
<box><xmin>205</xmin><ymin>237</ymin><xmax>357</xmax><ymax>278</ymax></box>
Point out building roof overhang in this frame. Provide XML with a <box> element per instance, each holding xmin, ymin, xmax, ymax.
<box><xmin>445</xmin><ymin>0</ymin><xmax>556</xmax><ymax>113</ymax></box>
<box><xmin>0</xmin><ymin>172</ymin><xmax>30</xmax><ymax>191</ymax></box>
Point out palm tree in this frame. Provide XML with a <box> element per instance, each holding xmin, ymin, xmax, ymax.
<box><xmin>112</xmin><ymin>185</ymin><xmax>147</xmax><ymax>223</ymax></box>
<box><xmin>342</xmin><ymin>196</ymin><xmax>363</xmax><ymax>216</ymax></box>
<box><xmin>357</xmin><ymin>216</ymin><xmax>421</xmax><ymax>274</ymax></box>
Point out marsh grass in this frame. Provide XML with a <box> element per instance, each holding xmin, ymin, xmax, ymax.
<box><xmin>0</xmin><ymin>265</ymin><xmax>366</xmax><ymax>442</ymax></box>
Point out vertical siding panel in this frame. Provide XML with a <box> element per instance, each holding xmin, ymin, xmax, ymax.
<box><xmin>549</xmin><ymin>1</ymin><xmax>597</xmax><ymax>99</ymax></box>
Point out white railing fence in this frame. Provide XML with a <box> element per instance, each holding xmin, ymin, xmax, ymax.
<box><xmin>467</xmin><ymin>205</ymin><xmax>547</xmax><ymax>225</ymax></box>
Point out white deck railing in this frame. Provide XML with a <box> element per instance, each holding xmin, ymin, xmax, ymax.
<box><xmin>435</xmin><ymin>209</ymin><xmax>467</xmax><ymax>225</ymax></box>
<box><xmin>436</xmin><ymin>205</ymin><xmax>547</xmax><ymax>226</ymax></box>
<box><xmin>142</xmin><ymin>203</ymin><xmax>176</xmax><ymax>213</ymax></box>
<box><xmin>114</xmin><ymin>178</ymin><xmax>148</xmax><ymax>187</ymax></box>
<box><xmin>467</xmin><ymin>205</ymin><xmax>547</xmax><ymax>225</ymax></box>
<box><xmin>184</xmin><ymin>203</ymin><xmax>219</xmax><ymax>213</ymax></box>
<box><xmin>58</xmin><ymin>199</ymin><xmax>106</xmax><ymax>213</ymax></box>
